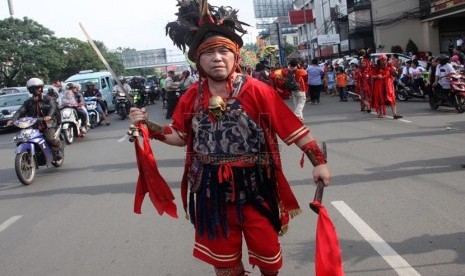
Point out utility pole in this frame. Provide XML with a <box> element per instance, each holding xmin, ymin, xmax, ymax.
<box><xmin>303</xmin><ymin>7</ymin><xmax>312</xmax><ymax>62</ymax></box>
<box><xmin>8</xmin><ymin>0</ymin><xmax>14</xmax><ymax>17</ymax></box>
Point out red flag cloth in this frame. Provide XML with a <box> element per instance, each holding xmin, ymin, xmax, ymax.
<box><xmin>133</xmin><ymin>123</ymin><xmax>178</xmax><ymax>218</ymax></box>
<box><xmin>312</xmin><ymin>200</ymin><xmax>344</xmax><ymax>276</ymax></box>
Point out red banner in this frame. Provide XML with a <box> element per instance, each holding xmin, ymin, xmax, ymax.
<box><xmin>289</xmin><ymin>9</ymin><xmax>313</xmax><ymax>25</ymax></box>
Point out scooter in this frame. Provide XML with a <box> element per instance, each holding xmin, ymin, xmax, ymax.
<box><xmin>429</xmin><ymin>74</ymin><xmax>465</xmax><ymax>113</ymax></box>
<box><xmin>396</xmin><ymin>79</ymin><xmax>428</xmax><ymax>101</ymax></box>
<box><xmin>13</xmin><ymin>117</ymin><xmax>64</xmax><ymax>185</ymax></box>
<box><xmin>85</xmin><ymin>96</ymin><xmax>101</xmax><ymax>128</ymax></box>
<box><xmin>60</xmin><ymin>106</ymin><xmax>85</xmax><ymax>144</ymax></box>
<box><xmin>115</xmin><ymin>91</ymin><xmax>130</xmax><ymax>120</ymax></box>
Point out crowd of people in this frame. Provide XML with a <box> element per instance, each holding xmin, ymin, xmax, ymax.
<box><xmin>244</xmin><ymin>44</ymin><xmax>465</xmax><ymax>122</ymax></box>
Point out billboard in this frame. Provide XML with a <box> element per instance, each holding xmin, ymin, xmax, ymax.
<box><xmin>288</xmin><ymin>9</ymin><xmax>313</xmax><ymax>25</ymax></box>
<box><xmin>253</xmin><ymin>0</ymin><xmax>294</xmax><ymax>18</ymax></box>
<box><xmin>317</xmin><ymin>34</ymin><xmax>341</xmax><ymax>45</ymax></box>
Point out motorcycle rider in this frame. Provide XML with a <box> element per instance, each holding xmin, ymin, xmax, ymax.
<box><xmin>62</xmin><ymin>82</ymin><xmax>89</xmax><ymax>133</ymax></box>
<box><xmin>411</xmin><ymin>60</ymin><xmax>426</xmax><ymax>93</ymax></box>
<box><xmin>400</xmin><ymin>60</ymin><xmax>414</xmax><ymax>86</ymax></box>
<box><xmin>7</xmin><ymin>78</ymin><xmax>63</xmax><ymax>161</ymax></box>
<box><xmin>84</xmin><ymin>81</ymin><xmax>110</xmax><ymax>126</ymax></box>
<box><xmin>112</xmin><ymin>76</ymin><xmax>133</xmax><ymax>112</ymax></box>
<box><xmin>433</xmin><ymin>54</ymin><xmax>456</xmax><ymax>92</ymax></box>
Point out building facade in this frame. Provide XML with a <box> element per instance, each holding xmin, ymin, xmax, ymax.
<box><xmin>290</xmin><ymin>0</ymin><xmax>465</xmax><ymax>59</ymax></box>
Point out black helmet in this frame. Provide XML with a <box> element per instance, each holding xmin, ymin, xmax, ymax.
<box><xmin>65</xmin><ymin>82</ymin><xmax>76</xmax><ymax>90</ymax></box>
<box><xmin>435</xmin><ymin>54</ymin><xmax>450</xmax><ymax>65</ymax></box>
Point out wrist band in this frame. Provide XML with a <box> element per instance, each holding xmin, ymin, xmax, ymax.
<box><xmin>146</xmin><ymin>121</ymin><xmax>172</xmax><ymax>141</ymax></box>
<box><xmin>300</xmin><ymin>140</ymin><xmax>327</xmax><ymax>167</ymax></box>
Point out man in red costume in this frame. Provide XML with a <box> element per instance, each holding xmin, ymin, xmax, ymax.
<box><xmin>371</xmin><ymin>54</ymin><xmax>403</xmax><ymax>119</ymax></box>
<box><xmin>129</xmin><ymin>1</ymin><xmax>331</xmax><ymax>275</ymax></box>
<box><xmin>356</xmin><ymin>49</ymin><xmax>373</xmax><ymax>112</ymax></box>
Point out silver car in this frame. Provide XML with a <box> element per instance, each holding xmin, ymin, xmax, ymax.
<box><xmin>0</xmin><ymin>93</ymin><xmax>31</xmax><ymax>131</ymax></box>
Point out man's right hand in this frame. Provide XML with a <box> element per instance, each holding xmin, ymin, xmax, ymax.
<box><xmin>6</xmin><ymin>120</ymin><xmax>12</xmax><ymax>126</ymax></box>
<box><xmin>129</xmin><ymin>107</ymin><xmax>148</xmax><ymax>125</ymax></box>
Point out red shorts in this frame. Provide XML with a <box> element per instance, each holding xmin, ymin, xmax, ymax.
<box><xmin>193</xmin><ymin>204</ymin><xmax>283</xmax><ymax>271</ymax></box>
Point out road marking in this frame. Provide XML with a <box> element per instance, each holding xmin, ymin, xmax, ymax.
<box><xmin>117</xmin><ymin>135</ymin><xmax>128</xmax><ymax>143</ymax></box>
<box><xmin>0</xmin><ymin>216</ymin><xmax>23</xmax><ymax>233</ymax></box>
<box><xmin>331</xmin><ymin>201</ymin><xmax>421</xmax><ymax>276</ymax></box>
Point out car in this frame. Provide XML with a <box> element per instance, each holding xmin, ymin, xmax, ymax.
<box><xmin>0</xmin><ymin>93</ymin><xmax>31</xmax><ymax>131</ymax></box>
<box><xmin>65</xmin><ymin>70</ymin><xmax>116</xmax><ymax>112</ymax></box>
<box><xmin>370</xmin><ymin>53</ymin><xmax>427</xmax><ymax>68</ymax></box>
<box><xmin>0</xmin><ymin>86</ymin><xmax>28</xmax><ymax>95</ymax></box>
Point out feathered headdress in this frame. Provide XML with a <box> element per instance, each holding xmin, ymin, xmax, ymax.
<box><xmin>165</xmin><ymin>0</ymin><xmax>250</xmax><ymax>61</ymax></box>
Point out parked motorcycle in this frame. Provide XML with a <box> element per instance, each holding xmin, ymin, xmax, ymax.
<box><xmin>396</xmin><ymin>80</ymin><xmax>428</xmax><ymax>101</ymax></box>
<box><xmin>429</xmin><ymin>74</ymin><xmax>465</xmax><ymax>113</ymax></box>
<box><xmin>60</xmin><ymin>106</ymin><xmax>85</xmax><ymax>144</ymax></box>
<box><xmin>85</xmin><ymin>96</ymin><xmax>101</xmax><ymax>128</ymax></box>
<box><xmin>13</xmin><ymin>117</ymin><xmax>64</xmax><ymax>185</ymax></box>
<box><xmin>115</xmin><ymin>91</ymin><xmax>130</xmax><ymax>120</ymax></box>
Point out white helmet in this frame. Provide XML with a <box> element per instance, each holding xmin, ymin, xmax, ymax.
<box><xmin>26</xmin><ymin>78</ymin><xmax>45</xmax><ymax>94</ymax></box>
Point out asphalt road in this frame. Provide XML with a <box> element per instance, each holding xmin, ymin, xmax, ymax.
<box><xmin>0</xmin><ymin>94</ymin><xmax>464</xmax><ymax>276</ymax></box>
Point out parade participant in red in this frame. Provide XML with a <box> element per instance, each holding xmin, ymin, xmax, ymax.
<box><xmin>129</xmin><ymin>1</ymin><xmax>332</xmax><ymax>275</ymax></box>
<box><xmin>371</xmin><ymin>54</ymin><xmax>403</xmax><ymax>119</ymax></box>
<box><xmin>356</xmin><ymin>49</ymin><xmax>373</xmax><ymax>112</ymax></box>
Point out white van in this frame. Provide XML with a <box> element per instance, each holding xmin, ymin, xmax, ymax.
<box><xmin>65</xmin><ymin>70</ymin><xmax>116</xmax><ymax>112</ymax></box>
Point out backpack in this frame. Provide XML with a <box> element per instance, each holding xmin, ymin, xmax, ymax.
<box><xmin>285</xmin><ymin>70</ymin><xmax>300</xmax><ymax>91</ymax></box>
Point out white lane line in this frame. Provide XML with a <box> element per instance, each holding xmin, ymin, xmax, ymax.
<box><xmin>0</xmin><ymin>215</ymin><xmax>23</xmax><ymax>233</ymax></box>
<box><xmin>117</xmin><ymin>135</ymin><xmax>128</xmax><ymax>143</ymax></box>
<box><xmin>370</xmin><ymin>112</ymin><xmax>412</xmax><ymax>123</ymax></box>
<box><xmin>331</xmin><ymin>201</ymin><xmax>421</xmax><ymax>276</ymax></box>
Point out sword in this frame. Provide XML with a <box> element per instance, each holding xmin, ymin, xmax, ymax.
<box><xmin>309</xmin><ymin>142</ymin><xmax>327</xmax><ymax>214</ymax></box>
<box><xmin>79</xmin><ymin>22</ymin><xmax>137</xmax><ymax>141</ymax></box>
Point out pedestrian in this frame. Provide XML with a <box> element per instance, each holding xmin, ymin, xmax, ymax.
<box><xmin>325</xmin><ymin>65</ymin><xmax>336</xmax><ymax>96</ymax></box>
<box><xmin>130</xmin><ymin>1</ymin><xmax>332</xmax><ymax>275</ymax></box>
<box><xmin>159</xmin><ymin>73</ymin><xmax>167</xmax><ymax>109</ymax></box>
<box><xmin>335</xmin><ymin>67</ymin><xmax>348</xmax><ymax>101</ymax></box>
<box><xmin>283</xmin><ymin>58</ymin><xmax>308</xmax><ymax>121</ymax></box>
<box><xmin>371</xmin><ymin>54</ymin><xmax>403</xmax><ymax>119</ymax></box>
<box><xmin>164</xmin><ymin>70</ymin><xmax>179</xmax><ymax>119</ymax></box>
<box><xmin>356</xmin><ymin>49</ymin><xmax>373</xmax><ymax>112</ymax></box>
<box><xmin>306</xmin><ymin>58</ymin><xmax>325</xmax><ymax>104</ymax></box>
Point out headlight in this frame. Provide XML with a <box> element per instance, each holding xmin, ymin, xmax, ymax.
<box><xmin>13</xmin><ymin>129</ymin><xmax>36</xmax><ymax>143</ymax></box>
<box><xmin>118</xmin><ymin>92</ymin><xmax>125</xmax><ymax>97</ymax></box>
<box><xmin>62</xmin><ymin>109</ymin><xmax>73</xmax><ymax>119</ymax></box>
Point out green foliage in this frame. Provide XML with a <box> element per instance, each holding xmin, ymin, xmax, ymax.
<box><xmin>0</xmin><ymin>17</ymin><xmax>125</xmax><ymax>87</ymax></box>
<box><xmin>406</xmin><ymin>39</ymin><xmax>418</xmax><ymax>55</ymax></box>
<box><xmin>391</xmin><ymin>45</ymin><xmax>403</xmax><ymax>54</ymax></box>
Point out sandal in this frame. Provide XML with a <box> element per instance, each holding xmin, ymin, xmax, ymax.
<box><xmin>393</xmin><ymin>114</ymin><xmax>403</xmax><ymax>119</ymax></box>
<box><xmin>377</xmin><ymin>113</ymin><xmax>384</xmax><ymax>118</ymax></box>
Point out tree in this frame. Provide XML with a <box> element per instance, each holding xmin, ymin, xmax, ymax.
<box><xmin>406</xmin><ymin>39</ymin><xmax>418</xmax><ymax>55</ymax></box>
<box><xmin>0</xmin><ymin>17</ymin><xmax>60</xmax><ymax>86</ymax></box>
<box><xmin>0</xmin><ymin>17</ymin><xmax>126</xmax><ymax>87</ymax></box>
<box><xmin>391</xmin><ymin>45</ymin><xmax>403</xmax><ymax>54</ymax></box>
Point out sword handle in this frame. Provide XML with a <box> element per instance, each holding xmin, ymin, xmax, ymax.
<box><xmin>309</xmin><ymin>142</ymin><xmax>327</xmax><ymax>214</ymax></box>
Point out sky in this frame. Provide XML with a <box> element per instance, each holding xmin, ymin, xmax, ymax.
<box><xmin>0</xmin><ymin>0</ymin><xmax>258</xmax><ymax>52</ymax></box>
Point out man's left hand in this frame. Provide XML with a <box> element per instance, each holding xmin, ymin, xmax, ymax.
<box><xmin>44</xmin><ymin>116</ymin><xmax>52</xmax><ymax>122</ymax></box>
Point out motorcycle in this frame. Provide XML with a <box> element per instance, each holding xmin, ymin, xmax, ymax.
<box><xmin>149</xmin><ymin>85</ymin><xmax>161</xmax><ymax>104</ymax></box>
<box><xmin>60</xmin><ymin>105</ymin><xmax>85</xmax><ymax>144</ymax></box>
<box><xmin>396</xmin><ymin>79</ymin><xmax>428</xmax><ymax>101</ymax></box>
<box><xmin>115</xmin><ymin>91</ymin><xmax>130</xmax><ymax>120</ymax></box>
<box><xmin>429</xmin><ymin>74</ymin><xmax>465</xmax><ymax>113</ymax></box>
<box><xmin>85</xmin><ymin>96</ymin><xmax>101</xmax><ymax>128</ymax></box>
<box><xmin>13</xmin><ymin>117</ymin><xmax>64</xmax><ymax>185</ymax></box>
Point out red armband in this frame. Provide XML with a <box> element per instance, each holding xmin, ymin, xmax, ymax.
<box><xmin>146</xmin><ymin>121</ymin><xmax>172</xmax><ymax>141</ymax></box>
<box><xmin>300</xmin><ymin>140</ymin><xmax>327</xmax><ymax>167</ymax></box>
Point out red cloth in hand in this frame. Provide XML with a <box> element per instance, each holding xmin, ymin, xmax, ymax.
<box><xmin>312</xmin><ymin>200</ymin><xmax>344</xmax><ymax>276</ymax></box>
<box><xmin>134</xmin><ymin>123</ymin><xmax>178</xmax><ymax>218</ymax></box>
